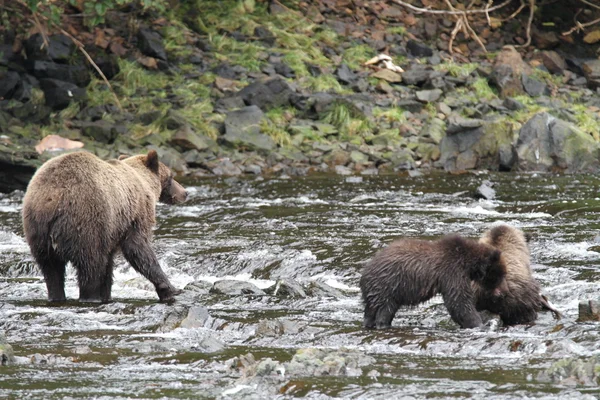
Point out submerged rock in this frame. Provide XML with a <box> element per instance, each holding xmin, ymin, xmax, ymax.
<box><xmin>264</xmin><ymin>279</ymin><xmax>307</xmax><ymax>298</ymax></box>
<box><xmin>307</xmin><ymin>281</ymin><xmax>347</xmax><ymax>298</ymax></box>
<box><xmin>180</xmin><ymin>306</ymin><xmax>224</xmax><ymax>331</ymax></box>
<box><xmin>232</xmin><ymin>348</ymin><xmax>375</xmax><ymax>379</ymax></box>
<box><xmin>211</xmin><ymin>280</ymin><xmax>266</xmax><ymax>296</ymax></box>
<box><xmin>577</xmin><ymin>300</ymin><xmax>600</xmax><ymax>322</ymax></box>
<box><xmin>184</xmin><ymin>280</ymin><xmax>213</xmax><ymax>294</ymax></box>
<box><xmin>0</xmin><ymin>333</ymin><xmax>14</xmax><ymax>366</ymax></box>
<box><xmin>255</xmin><ymin>319</ymin><xmax>285</xmax><ymax>337</ymax></box>
<box><xmin>538</xmin><ymin>356</ymin><xmax>600</xmax><ymax>386</ymax></box>
<box><xmin>474</xmin><ymin>180</ymin><xmax>496</xmax><ymax>200</ymax></box>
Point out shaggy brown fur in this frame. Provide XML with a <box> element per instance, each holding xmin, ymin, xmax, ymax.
<box><xmin>360</xmin><ymin>235</ymin><xmax>508</xmax><ymax>329</ymax></box>
<box><xmin>22</xmin><ymin>150</ymin><xmax>188</xmax><ymax>303</ymax></box>
<box><xmin>475</xmin><ymin>224</ymin><xmax>561</xmax><ymax>325</ymax></box>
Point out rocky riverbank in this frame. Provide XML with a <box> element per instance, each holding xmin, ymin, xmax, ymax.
<box><xmin>2</xmin><ymin>0</ymin><xmax>600</xmax><ymax>192</ymax></box>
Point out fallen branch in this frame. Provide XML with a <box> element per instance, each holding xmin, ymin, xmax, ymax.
<box><xmin>515</xmin><ymin>0</ymin><xmax>534</xmax><ymax>48</ymax></box>
<box><xmin>58</xmin><ymin>28</ymin><xmax>123</xmax><ymax>111</ymax></box>
<box><xmin>17</xmin><ymin>0</ymin><xmax>123</xmax><ymax>111</ymax></box>
<box><xmin>443</xmin><ymin>0</ymin><xmax>487</xmax><ymax>54</ymax></box>
<box><xmin>390</xmin><ymin>0</ymin><xmax>512</xmax><ymax>15</ymax></box>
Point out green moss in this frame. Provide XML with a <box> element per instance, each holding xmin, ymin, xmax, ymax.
<box><xmin>265</xmin><ymin>107</ymin><xmax>295</xmax><ymax>126</ymax></box>
<box><xmin>571</xmin><ymin>104</ymin><xmax>600</xmax><ymax>141</ymax></box>
<box><xmin>373</xmin><ymin>107</ymin><xmax>406</xmax><ymax>124</ymax></box>
<box><xmin>30</xmin><ymin>88</ymin><xmax>45</xmax><ymax>106</ymax></box>
<box><xmin>471</xmin><ymin>77</ymin><xmax>497</xmax><ymax>101</ymax></box>
<box><xmin>386</xmin><ymin>26</ymin><xmax>406</xmax><ymax>36</ymax></box>
<box><xmin>435</xmin><ymin>61</ymin><xmax>478</xmax><ymax>78</ymax></box>
<box><xmin>58</xmin><ymin>102</ymin><xmax>81</xmax><ymax>120</ymax></box>
<box><xmin>342</xmin><ymin>44</ymin><xmax>376</xmax><ymax>70</ymax></box>
<box><xmin>532</xmin><ymin>68</ymin><xmax>563</xmax><ymax>86</ymax></box>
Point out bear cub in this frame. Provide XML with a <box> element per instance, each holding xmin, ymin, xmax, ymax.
<box><xmin>360</xmin><ymin>234</ymin><xmax>508</xmax><ymax>329</ymax></box>
<box><xmin>22</xmin><ymin>150</ymin><xmax>187</xmax><ymax>304</ymax></box>
<box><xmin>475</xmin><ymin>224</ymin><xmax>561</xmax><ymax>325</ymax></box>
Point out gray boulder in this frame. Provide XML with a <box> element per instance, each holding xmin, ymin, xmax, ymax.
<box><xmin>221</xmin><ymin>105</ymin><xmax>276</xmax><ymax>153</ymax></box>
<box><xmin>516</xmin><ymin>112</ymin><xmax>600</xmax><ymax>173</ymax></box>
<box><xmin>440</xmin><ymin>118</ymin><xmax>517</xmax><ymax>171</ymax></box>
<box><xmin>237</xmin><ymin>77</ymin><xmax>294</xmax><ymax>110</ymax></box>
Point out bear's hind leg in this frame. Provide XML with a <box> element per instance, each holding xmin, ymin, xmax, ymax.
<box><xmin>76</xmin><ymin>254</ymin><xmax>111</xmax><ymax>303</ymax></box>
<box><xmin>35</xmin><ymin>250</ymin><xmax>67</xmax><ymax>302</ymax></box>
<box><xmin>98</xmin><ymin>257</ymin><xmax>114</xmax><ymax>303</ymax></box>
<box><xmin>120</xmin><ymin>229</ymin><xmax>181</xmax><ymax>302</ymax></box>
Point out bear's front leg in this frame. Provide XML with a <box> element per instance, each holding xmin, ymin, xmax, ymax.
<box><xmin>442</xmin><ymin>288</ymin><xmax>483</xmax><ymax>329</ymax></box>
<box><xmin>120</xmin><ymin>228</ymin><xmax>181</xmax><ymax>302</ymax></box>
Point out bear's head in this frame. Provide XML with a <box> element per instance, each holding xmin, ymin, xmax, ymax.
<box><xmin>470</xmin><ymin>246</ymin><xmax>509</xmax><ymax>298</ymax></box>
<box><xmin>120</xmin><ymin>151</ymin><xmax>188</xmax><ymax>204</ymax></box>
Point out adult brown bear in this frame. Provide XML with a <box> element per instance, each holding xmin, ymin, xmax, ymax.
<box><xmin>475</xmin><ymin>224</ymin><xmax>561</xmax><ymax>325</ymax></box>
<box><xmin>360</xmin><ymin>234</ymin><xmax>508</xmax><ymax>329</ymax></box>
<box><xmin>22</xmin><ymin>150</ymin><xmax>187</xmax><ymax>303</ymax></box>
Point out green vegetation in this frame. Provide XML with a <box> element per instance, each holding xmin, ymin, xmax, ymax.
<box><xmin>436</xmin><ymin>61</ymin><xmax>478</xmax><ymax>78</ymax></box>
<box><xmin>373</xmin><ymin>107</ymin><xmax>406</xmax><ymax>124</ymax></box>
<box><xmin>386</xmin><ymin>26</ymin><xmax>406</xmax><ymax>36</ymax></box>
<box><xmin>301</xmin><ymin>74</ymin><xmax>347</xmax><ymax>93</ymax></box>
<box><xmin>471</xmin><ymin>78</ymin><xmax>497</xmax><ymax>101</ymax></box>
<box><xmin>266</xmin><ymin>107</ymin><xmax>295</xmax><ymax>126</ymax></box>
<box><xmin>260</xmin><ymin>120</ymin><xmax>292</xmax><ymax>146</ymax></box>
<box><xmin>570</xmin><ymin>104</ymin><xmax>600</xmax><ymax>141</ymax></box>
<box><xmin>342</xmin><ymin>45</ymin><xmax>376</xmax><ymax>70</ymax></box>
<box><xmin>210</xmin><ymin>35</ymin><xmax>265</xmax><ymax>71</ymax></box>
<box><xmin>532</xmin><ymin>68</ymin><xmax>563</xmax><ymax>87</ymax></box>
<box><xmin>21</xmin><ymin>0</ymin><xmax>166</xmax><ymax>27</ymax></box>
<box><xmin>321</xmin><ymin>102</ymin><xmax>372</xmax><ymax>139</ymax></box>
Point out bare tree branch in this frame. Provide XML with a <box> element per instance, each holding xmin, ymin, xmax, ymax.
<box><xmin>515</xmin><ymin>0</ymin><xmax>534</xmax><ymax>48</ymax></box>
<box><xmin>390</xmin><ymin>0</ymin><xmax>512</xmax><ymax>15</ymax></box>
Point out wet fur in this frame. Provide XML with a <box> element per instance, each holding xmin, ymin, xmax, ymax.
<box><xmin>475</xmin><ymin>224</ymin><xmax>561</xmax><ymax>325</ymax></box>
<box><xmin>360</xmin><ymin>235</ymin><xmax>506</xmax><ymax>329</ymax></box>
<box><xmin>22</xmin><ymin>151</ymin><xmax>188</xmax><ymax>304</ymax></box>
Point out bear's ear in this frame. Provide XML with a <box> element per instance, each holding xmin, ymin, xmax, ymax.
<box><xmin>145</xmin><ymin>150</ymin><xmax>159</xmax><ymax>173</ymax></box>
<box><xmin>489</xmin><ymin>249</ymin><xmax>501</xmax><ymax>264</ymax></box>
<box><xmin>118</xmin><ymin>155</ymin><xmax>128</xmax><ymax>160</ymax></box>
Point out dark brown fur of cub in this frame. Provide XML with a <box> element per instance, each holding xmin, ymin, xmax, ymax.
<box><xmin>475</xmin><ymin>224</ymin><xmax>561</xmax><ymax>325</ymax></box>
<box><xmin>360</xmin><ymin>235</ymin><xmax>507</xmax><ymax>329</ymax></box>
<box><xmin>22</xmin><ymin>150</ymin><xmax>188</xmax><ymax>304</ymax></box>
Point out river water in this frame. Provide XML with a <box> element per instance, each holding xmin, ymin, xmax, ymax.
<box><xmin>1</xmin><ymin>172</ymin><xmax>600</xmax><ymax>399</ymax></box>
